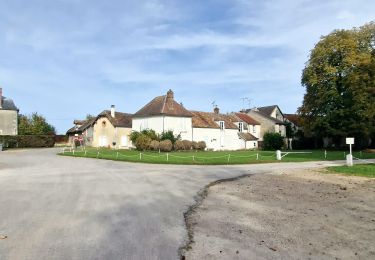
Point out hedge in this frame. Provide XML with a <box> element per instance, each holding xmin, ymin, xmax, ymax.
<box><xmin>0</xmin><ymin>135</ymin><xmax>55</xmax><ymax>148</ymax></box>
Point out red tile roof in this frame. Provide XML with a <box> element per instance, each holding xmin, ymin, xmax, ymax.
<box><xmin>191</xmin><ymin>111</ymin><xmax>239</xmax><ymax>129</ymax></box>
<box><xmin>235</xmin><ymin>113</ymin><xmax>260</xmax><ymax>125</ymax></box>
<box><xmin>134</xmin><ymin>91</ymin><xmax>193</xmax><ymax>117</ymax></box>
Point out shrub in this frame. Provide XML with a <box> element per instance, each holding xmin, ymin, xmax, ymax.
<box><xmin>141</xmin><ymin>129</ymin><xmax>159</xmax><ymax>141</ymax></box>
<box><xmin>135</xmin><ymin>134</ymin><xmax>151</xmax><ymax>151</ymax></box>
<box><xmin>0</xmin><ymin>135</ymin><xmax>55</xmax><ymax>148</ymax></box>
<box><xmin>263</xmin><ymin>132</ymin><xmax>284</xmax><ymax>150</ymax></box>
<box><xmin>192</xmin><ymin>141</ymin><xmax>200</xmax><ymax>150</ymax></box>
<box><xmin>198</xmin><ymin>141</ymin><xmax>206</xmax><ymax>150</ymax></box>
<box><xmin>129</xmin><ymin>131</ymin><xmax>141</xmax><ymax>143</ymax></box>
<box><xmin>159</xmin><ymin>140</ymin><xmax>173</xmax><ymax>152</ymax></box>
<box><xmin>149</xmin><ymin>140</ymin><xmax>160</xmax><ymax>151</ymax></box>
<box><xmin>182</xmin><ymin>140</ymin><xmax>192</xmax><ymax>150</ymax></box>
<box><xmin>174</xmin><ymin>140</ymin><xmax>184</xmax><ymax>151</ymax></box>
<box><xmin>160</xmin><ymin>130</ymin><xmax>180</xmax><ymax>144</ymax></box>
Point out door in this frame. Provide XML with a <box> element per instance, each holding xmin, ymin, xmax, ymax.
<box><xmin>99</xmin><ymin>136</ymin><xmax>107</xmax><ymax>147</ymax></box>
<box><xmin>121</xmin><ymin>136</ymin><xmax>128</xmax><ymax>147</ymax></box>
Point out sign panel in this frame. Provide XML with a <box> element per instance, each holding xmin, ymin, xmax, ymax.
<box><xmin>346</xmin><ymin>138</ymin><xmax>354</xmax><ymax>145</ymax></box>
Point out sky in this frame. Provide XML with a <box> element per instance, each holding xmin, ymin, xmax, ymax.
<box><xmin>1</xmin><ymin>0</ymin><xmax>374</xmax><ymax>134</ymax></box>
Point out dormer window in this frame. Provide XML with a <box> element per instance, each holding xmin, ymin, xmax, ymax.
<box><xmin>238</xmin><ymin>122</ymin><xmax>244</xmax><ymax>132</ymax></box>
<box><xmin>219</xmin><ymin>121</ymin><xmax>225</xmax><ymax>130</ymax></box>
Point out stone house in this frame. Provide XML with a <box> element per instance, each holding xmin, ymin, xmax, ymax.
<box><xmin>0</xmin><ymin>88</ymin><xmax>18</xmax><ymax>135</ymax></box>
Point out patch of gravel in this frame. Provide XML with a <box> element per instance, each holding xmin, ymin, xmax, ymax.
<box><xmin>182</xmin><ymin>169</ymin><xmax>375</xmax><ymax>260</ymax></box>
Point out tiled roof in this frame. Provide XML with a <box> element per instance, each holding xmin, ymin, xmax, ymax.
<box><xmin>191</xmin><ymin>111</ymin><xmax>239</xmax><ymax>129</ymax></box>
<box><xmin>257</xmin><ymin>105</ymin><xmax>278</xmax><ymax>116</ymax></box>
<box><xmin>235</xmin><ymin>113</ymin><xmax>260</xmax><ymax>125</ymax></box>
<box><xmin>0</xmin><ymin>97</ymin><xmax>18</xmax><ymax>111</ymax></box>
<box><xmin>98</xmin><ymin>110</ymin><xmax>132</xmax><ymax>128</ymax></box>
<box><xmin>66</xmin><ymin>111</ymin><xmax>132</xmax><ymax>134</ymax></box>
<box><xmin>134</xmin><ymin>93</ymin><xmax>193</xmax><ymax>117</ymax></box>
<box><xmin>238</xmin><ymin>132</ymin><xmax>258</xmax><ymax>141</ymax></box>
<box><xmin>284</xmin><ymin>114</ymin><xmax>301</xmax><ymax>126</ymax></box>
<box><xmin>250</xmin><ymin>110</ymin><xmax>286</xmax><ymax>124</ymax></box>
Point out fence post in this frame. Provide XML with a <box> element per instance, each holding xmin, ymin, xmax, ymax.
<box><xmin>324</xmin><ymin>150</ymin><xmax>327</xmax><ymax>159</ymax></box>
<box><xmin>256</xmin><ymin>153</ymin><xmax>259</xmax><ymax>160</ymax></box>
<box><xmin>116</xmin><ymin>152</ymin><xmax>119</xmax><ymax>159</ymax></box>
<box><xmin>167</xmin><ymin>153</ymin><xmax>169</xmax><ymax>162</ymax></box>
<box><xmin>97</xmin><ymin>151</ymin><xmax>99</xmax><ymax>158</ymax></box>
<box><xmin>227</xmin><ymin>154</ymin><xmax>231</xmax><ymax>163</ymax></box>
<box><xmin>193</xmin><ymin>155</ymin><xmax>195</xmax><ymax>162</ymax></box>
<box><xmin>276</xmin><ymin>150</ymin><xmax>282</xmax><ymax>160</ymax></box>
<box><xmin>140</xmin><ymin>153</ymin><xmax>142</xmax><ymax>160</ymax></box>
<box><xmin>84</xmin><ymin>150</ymin><xmax>87</xmax><ymax>157</ymax></box>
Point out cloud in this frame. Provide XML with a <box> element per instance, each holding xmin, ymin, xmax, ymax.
<box><xmin>0</xmin><ymin>0</ymin><xmax>374</xmax><ymax>133</ymax></box>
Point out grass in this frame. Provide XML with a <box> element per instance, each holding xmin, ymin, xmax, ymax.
<box><xmin>59</xmin><ymin>147</ymin><xmax>375</xmax><ymax>165</ymax></box>
<box><xmin>327</xmin><ymin>164</ymin><xmax>375</xmax><ymax>178</ymax></box>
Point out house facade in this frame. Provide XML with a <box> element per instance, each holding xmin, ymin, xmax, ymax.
<box><xmin>132</xmin><ymin>90</ymin><xmax>260</xmax><ymax>150</ymax></box>
<box><xmin>246</xmin><ymin>105</ymin><xmax>286</xmax><ymax>141</ymax></box>
<box><xmin>67</xmin><ymin>106</ymin><xmax>133</xmax><ymax>149</ymax></box>
<box><xmin>0</xmin><ymin>88</ymin><xmax>18</xmax><ymax>135</ymax></box>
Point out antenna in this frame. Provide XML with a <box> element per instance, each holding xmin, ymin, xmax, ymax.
<box><xmin>241</xmin><ymin>97</ymin><xmax>249</xmax><ymax>111</ymax></box>
<box><xmin>211</xmin><ymin>101</ymin><xmax>217</xmax><ymax>108</ymax></box>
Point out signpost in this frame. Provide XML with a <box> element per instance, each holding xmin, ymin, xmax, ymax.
<box><xmin>345</xmin><ymin>137</ymin><xmax>354</xmax><ymax>166</ymax></box>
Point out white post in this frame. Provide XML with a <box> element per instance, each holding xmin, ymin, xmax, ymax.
<box><xmin>346</xmin><ymin>154</ymin><xmax>353</xmax><ymax>166</ymax></box>
<box><xmin>256</xmin><ymin>153</ymin><xmax>259</xmax><ymax>160</ymax></box>
<box><xmin>97</xmin><ymin>151</ymin><xmax>99</xmax><ymax>158</ymax></box>
<box><xmin>324</xmin><ymin>150</ymin><xmax>327</xmax><ymax>159</ymax></box>
<box><xmin>73</xmin><ymin>150</ymin><xmax>75</xmax><ymax>155</ymax></box>
<box><xmin>276</xmin><ymin>150</ymin><xmax>282</xmax><ymax>160</ymax></box>
<box><xmin>349</xmin><ymin>143</ymin><xmax>352</xmax><ymax>156</ymax></box>
<box><xmin>140</xmin><ymin>153</ymin><xmax>142</xmax><ymax>160</ymax></box>
<box><xmin>167</xmin><ymin>153</ymin><xmax>169</xmax><ymax>162</ymax></box>
<box><xmin>84</xmin><ymin>150</ymin><xmax>87</xmax><ymax>156</ymax></box>
<box><xmin>116</xmin><ymin>152</ymin><xmax>119</xmax><ymax>159</ymax></box>
<box><xmin>227</xmin><ymin>154</ymin><xmax>231</xmax><ymax>163</ymax></box>
<box><xmin>193</xmin><ymin>155</ymin><xmax>195</xmax><ymax>162</ymax></box>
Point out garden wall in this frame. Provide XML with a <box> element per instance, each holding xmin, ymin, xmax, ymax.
<box><xmin>0</xmin><ymin>135</ymin><xmax>55</xmax><ymax>148</ymax></box>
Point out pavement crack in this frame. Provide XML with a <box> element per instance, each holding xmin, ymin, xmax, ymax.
<box><xmin>178</xmin><ymin>173</ymin><xmax>253</xmax><ymax>259</ymax></box>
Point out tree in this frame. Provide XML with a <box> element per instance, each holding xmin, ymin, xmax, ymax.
<box><xmin>299</xmin><ymin>22</ymin><xmax>375</xmax><ymax>148</ymax></box>
<box><xmin>18</xmin><ymin>113</ymin><xmax>56</xmax><ymax>135</ymax></box>
<box><xmin>160</xmin><ymin>130</ymin><xmax>180</xmax><ymax>144</ymax></box>
<box><xmin>263</xmin><ymin>132</ymin><xmax>284</xmax><ymax>150</ymax></box>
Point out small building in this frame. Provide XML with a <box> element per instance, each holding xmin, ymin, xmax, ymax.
<box><xmin>67</xmin><ymin>106</ymin><xmax>133</xmax><ymax>149</ymax></box>
<box><xmin>0</xmin><ymin>88</ymin><xmax>18</xmax><ymax>135</ymax></box>
<box><xmin>245</xmin><ymin>105</ymin><xmax>287</xmax><ymax>140</ymax></box>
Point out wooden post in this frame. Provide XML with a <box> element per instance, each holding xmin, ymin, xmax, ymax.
<box><xmin>116</xmin><ymin>152</ymin><xmax>119</xmax><ymax>159</ymax></box>
<box><xmin>193</xmin><ymin>155</ymin><xmax>195</xmax><ymax>162</ymax></box>
<box><xmin>167</xmin><ymin>153</ymin><xmax>169</xmax><ymax>162</ymax></box>
<box><xmin>324</xmin><ymin>150</ymin><xmax>327</xmax><ymax>159</ymax></box>
<box><xmin>140</xmin><ymin>153</ymin><xmax>142</xmax><ymax>160</ymax></box>
<box><xmin>85</xmin><ymin>150</ymin><xmax>87</xmax><ymax>156</ymax></box>
<box><xmin>227</xmin><ymin>154</ymin><xmax>231</xmax><ymax>163</ymax></box>
<box><xmin>256</xmin><ymin>153</ymin><xmax>259</xmax><ymax>160</ymax></box>
<box><xmin>73</xmin><ymin>150</ymin><xmax>75</xmax><ymax>155</ymax></box>
<box><xmin>97</xmin><ymin>151</ymin><xmax>99</xmax><ymax>158</ymax></box>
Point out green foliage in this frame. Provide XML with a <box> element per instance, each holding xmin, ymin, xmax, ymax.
<box><xmin>134</xmin><ymin>135</ymin><xmax>151</xmax><ymax>151</ymax></box>
<box><xmin>299</xmin><ymin>22</ymin><xmax>375</xmax><ymax>148</ymax></box>
<box><xmin>18</xmin><ymin>113</ymin><xmax>56</xmax><ymax>135</ymax></box>
<box><xmin>141</xmin><ymin>129</ymin><xmax>159</xmax><ymax>141</ymax></box>
<box><xmin>0</xmin><ymin>135</ymin><xmax>55</xmax><ymax>148</ymax></box>
<box><xmin>263</xmin><ymin>132</ymin><xmax>284</xmax><ymax>150</ymax></box>
<box><xmin>129</xmin><ymin>131</ymin><xmax>141</xmax><ymax>143</ymax></box>
<box><xmin>160</xmin><ymin>130</ymin><xmax>180</xmax><ymax>144</ymax></box>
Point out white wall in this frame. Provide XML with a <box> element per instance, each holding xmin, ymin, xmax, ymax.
<box><xmin>0</xmin><ymin>110</ymin><xmax>18</xmax><ymax>135</ymax></box>
<box><xmin>192</xmin><ymin>127</ymin><xmax>245</xmax><ymax>151</ymax></box>
<box><xmin>132</xmin><ymin>116</ymin><xmax>193</xmax><ymax>140</ymax></box>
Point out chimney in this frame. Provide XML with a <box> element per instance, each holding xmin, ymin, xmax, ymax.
<box><xmin>166</xmin><ymin>89</ymin><xmax>174</xmax><ymax>101</ymax></box>
<box><xmin>214</xmin><ymin>106</ymin><xmax>219</xmax><ymax>114</ymax></box>
<box><xmin>0</xmin><ymin>87</ymin><xmax>2</xmax><ymax>108</ymax></box>
<box><xmin>111</xmin><ymin>105</ymin><xmax>115</xmax><ymax>118</ymax></box>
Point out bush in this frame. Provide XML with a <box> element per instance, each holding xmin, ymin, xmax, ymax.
<box><xmin>174</xmin><ymin>140</ymin><xmax>184</xmax><ymax>151</ymax></box>
<box><xmin>149</xmin><ymin>140</ymin><xmax>160</xmax><ymax>151</ymax></box>
<box><xmin>159</xmin><ymin>140</ymin><xmax>173</xmax><ymax>152</ymax></box>
<box><xmin>198</xmin><ymin>141</ymin><xmax>206</xmax><ymax>150</ymax></box>
<box><xmin>263</xmin><ymin>132</ymin><xmax>284</xmax><ymax>150</ymax></box>
<box><xmin>0</xmin><ymin>135</ymin><xmax>55</xmax><ymax>148</ymax></box>
<box><xmin>192</xmin><ymin>141</ymin><xmax>199</xmax><ymax>150</ymax></box>
<box><xmin>182</xmin><ymin>140</ymin><xmax>192</xmax><ymax>150</ymax></box>
<box><xmin>141</xmin><ymin>129</ymin><xmax>159</xmax><ymax>141</ymax></box>
<box><xmin>135</xmin><ymin>134</ymin><xmax>151</xmax><ymax>151</ymax></box>
<box><xmin>160</xmin><ymin>130</ymin><xmax>180</xmax><ymax>144</ymax></box>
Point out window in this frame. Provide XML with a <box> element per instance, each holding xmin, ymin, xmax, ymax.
<box><xmin>219</xmin><ymin>121</ymin><xmax>225</xmax><ymax>130</ymax></box>
<box><xmin>238</xmin><ymin>122</ymin><xmax>244</xmax><ymax>132</ymax></box>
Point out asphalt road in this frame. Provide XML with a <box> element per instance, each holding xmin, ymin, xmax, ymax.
<box><xmin>0</xmin><ymin>148</ymin><xmax>343</xmax><ymax>260</ymax></box>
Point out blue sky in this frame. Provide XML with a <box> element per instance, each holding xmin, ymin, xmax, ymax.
<box><xmin>1</xmin><ymin>0</ymin><xmax>374</xmax><ymax>133</ymax></box>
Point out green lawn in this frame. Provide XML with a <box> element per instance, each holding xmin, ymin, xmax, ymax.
<box><xmin>59</xmin><ymin>147</ymin><xmax>375</xmax><ymax>165</ymax></box>
<box><xmin>327</xmin><ymin>164</ymin><xmax>375</xmax><ymax>178</ymax></box>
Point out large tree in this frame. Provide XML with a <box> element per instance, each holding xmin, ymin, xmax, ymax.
<box><xmin>18</xmin><ymin>112</ymin><xmax>56</xmax><ymax>135</ymax></box>
<box><xmin>299</xmin><ymin>22</ymin><xmax>375</xmax><ymax>147</ymax></box>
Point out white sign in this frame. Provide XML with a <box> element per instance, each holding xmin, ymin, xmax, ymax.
<box><xmin>346</xmin><ymin>138</ymin><xmax>354</xmax><ymax>145</ymax></box>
